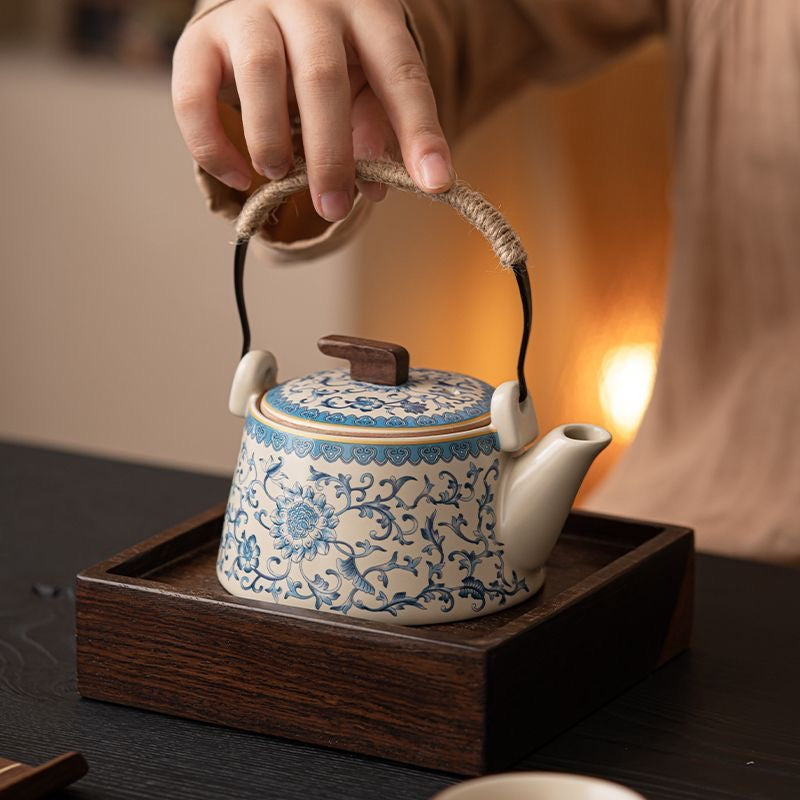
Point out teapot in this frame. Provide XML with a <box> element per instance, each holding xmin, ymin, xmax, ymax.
<box><xmin>216</xmin><ymin>161</ymin><xmax>611</xmax><ymax>625</ymax></box>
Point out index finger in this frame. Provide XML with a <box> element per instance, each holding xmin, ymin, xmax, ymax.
<box><xmin>172</xmin><ymin>32</ymin><xmax>253</xmax><ymax>191</ymax></box>
<box><xmin>348</xmin><ymin>8</ymin><xmax>453</xmax><ymax>194</ymax></box>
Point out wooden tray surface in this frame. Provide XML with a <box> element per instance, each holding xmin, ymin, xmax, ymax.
<box><xmin>76</xmin><ymin>504</ymin><xmax>693</xmax><ymax>775</ymax></box>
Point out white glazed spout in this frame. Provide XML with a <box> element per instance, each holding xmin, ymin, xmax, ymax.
<box><xmin>498</xmin><ymin>423</ymin><xmax>611</xmax><ymax>572</ymax></box>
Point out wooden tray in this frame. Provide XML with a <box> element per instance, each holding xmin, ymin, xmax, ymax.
<box><xmin>75</xmin><ymin>505</ymin><xmax>693</xmax><ymax>775</ymax></box>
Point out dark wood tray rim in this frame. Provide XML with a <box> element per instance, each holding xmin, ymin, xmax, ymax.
<box><xmin>78</xmin><ymin>503</ymin><xmax>693</xmax><ymax>651</ymax></box>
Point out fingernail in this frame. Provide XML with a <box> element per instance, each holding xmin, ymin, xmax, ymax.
<box><xmin>221</xmin><ymin>171</ymin><xmax>251</xmax><ymax>191</ymax></box>
<box><xmin>319</xmin><ymin>190</ymin><xmax>352</xmax><ymax>222</ymax></box>
<box><xmin>357</xmin><ymin>179</ymin><xmax>387</xmax><ymax>203</ymax></box>
<box><xmin>419</xmin><ymin>153</ymin><xmax>452</xmax><ymax>192</ymax></box>
<box><xmin>261</xmin><ymin>161</ymin><xmax>290</xmax><ymax>180</ymax></box>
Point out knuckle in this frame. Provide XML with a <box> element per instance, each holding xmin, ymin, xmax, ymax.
<box><xmin>309</xmin><ymin>153</ymin><xmax>354</xmax><ymax>182</ymax></box>
<box><xmin>237</xmin><ymin>11</ymin><xmax>273</xmax><ymax>35</ymax></box>
<box><xmin>249</xmin><ymin>135</ymin><xmax>290</xmax><ymax>161</ymax></box>
<box><xmin>172</xmin><ymin>86</ymin><xmax>205</xmax><ymax>115</ymax></box>
<box><xmin>410</xmin><ymin>122</ymin><xmax>444</xmax><ymax>142</ymax></box>
<box><xmin>186</xmin><ymin>137</ymin><xmax>223</xmax><ymax>169</ymax></box>
<box><xmin>386</xmin><ymin>57</ymin><xmax>429</xmax><ymax>88</ymax></box>
<box><xmin>235</xmin><ymin>48</ymin><xmax>284</xmax><ymax>78</ymax></box>
<box><xmin>297</xmin><ymin>57</ymin><xmax>342</xmax><ymax>87</ymax></box>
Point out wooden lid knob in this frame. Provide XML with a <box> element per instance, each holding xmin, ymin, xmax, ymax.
<box><xmin>318</xmin><ymin>335</ymin><xmax>409</xmax><ymax>386</ymax></box>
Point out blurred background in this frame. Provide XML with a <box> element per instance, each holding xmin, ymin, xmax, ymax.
<box><xmin>0</xmin><ymin>1</ymin><xmax>670</xmax><ymax>501</ymax></box>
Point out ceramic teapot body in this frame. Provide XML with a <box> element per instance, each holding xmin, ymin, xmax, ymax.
<box><xmin>217</xmin><ymin>342</ymin><xmax>610</xmax><ymax>625</ymax></box>
<box><xmin>215</xmin><ymin>161</ymin><xmax>611</xmax><ymax>625</ymax></box>
<box><xmin>220</xmin><ymin>361</ymin><xmax>530</xmax><ymax>623</ymax></box>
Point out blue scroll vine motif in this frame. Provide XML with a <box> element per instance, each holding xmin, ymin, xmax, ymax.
<box><xmin>218</xmin><ymin>443</ymin><xmax>529</xmax><ymax>617</ymax></box>
<box><xmin>264</xmin><ymin>368</ymin><xmax>495</xmax><ymax>428</ymax></box>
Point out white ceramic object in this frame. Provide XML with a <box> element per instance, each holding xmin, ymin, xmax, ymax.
<box><xmin>432</xmin><ymin>772</ymin><xmax>646</xmax><ymax>800</ymax></box>
<box><xmin>216</xmin><ymin>340</ymin><xmax>611</xmax><ymax>625</ymax></box>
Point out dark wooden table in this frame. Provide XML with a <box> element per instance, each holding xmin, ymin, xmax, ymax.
<box><xmin>1</xmin><ymin>442</ymin><xmax>798</xmax><ymax>799</ymax></box>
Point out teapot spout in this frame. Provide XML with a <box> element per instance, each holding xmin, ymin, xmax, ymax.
<box><xmin>499</xmin><ymin>424</ymin><xmax>611</xmax><ymax>572</ymax></box>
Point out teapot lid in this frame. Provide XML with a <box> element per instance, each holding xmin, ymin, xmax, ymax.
<box><xmin>261</xmin><ymin>367</ymin><xmax>493</xmax><ymax>433</ymax></box>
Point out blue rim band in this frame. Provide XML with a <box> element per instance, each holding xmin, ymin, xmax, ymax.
<box><xmin>245</xmin><ymin>415</ymin><xmax>500</xmax><ymax>466</ymax></box>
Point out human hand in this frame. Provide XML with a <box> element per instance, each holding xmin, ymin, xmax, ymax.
<box><xmin>172</xmin><ymin>0</ymin><xmax>454</xmax><ymax>222</ymax></box>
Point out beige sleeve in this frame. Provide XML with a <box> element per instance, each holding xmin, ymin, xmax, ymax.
<box><xmin>187</xmin><ymin>0</ymin><xmax>665</xmax><ymax>262</ymax></box>
<box><xmin>405</xmin><ymin>0</ymin><xmax>666</xmax><ymax>139</ymax></box>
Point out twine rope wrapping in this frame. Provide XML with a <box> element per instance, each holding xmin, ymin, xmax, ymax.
<box><xmin>233</xmin><ymin>159</ymin><xmax>532</xmax><ymax>401</ymax></box>
<box><xmin>236</xmin><ymin>160</ymin><xmax>527</xmax><ymax>269</ymax></box>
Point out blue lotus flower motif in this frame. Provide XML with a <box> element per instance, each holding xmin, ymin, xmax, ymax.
<box><xmin>271</xmin><ymin>483</ymin><xmax>339</xmax><ymax>562</ymax></box>
<box><xmin>236</xmin><ymin>534</ymin><xmax>260</xmax><ymax>573</ymax></box>
<box><xmin>399</xmin><ymin>399</ymin><xmax>428</xmax><ymax>414</ymax></box>
<box><xmin>350</xmin><ymin>396</ymin><xmax>383</xmax><ymax>411</ymax></box>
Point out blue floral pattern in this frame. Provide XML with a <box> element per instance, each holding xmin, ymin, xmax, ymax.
<box><xmin>270</xmin><ymin>484</ymin><xmax>339</xmax><ymax>562</ymax></box>
<box><xmin>217</xmin><ymin>441</ymin><xmax>529</xmax><ymax>619</ymax></box>
<box><xmin>236</xmin><ymin>534</ymin><xmax>260</xmax><ymax>573</ymax></box>
<box><xmin>263</xmin><ymin>368</ymin><xmax>494</xmax><ymax>429</ymax></box>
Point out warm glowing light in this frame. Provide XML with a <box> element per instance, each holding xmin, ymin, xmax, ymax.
<box><xmin>599</xmin><ymin>343</ymin><xmax>657</xmax><ymax>440</ymax></box>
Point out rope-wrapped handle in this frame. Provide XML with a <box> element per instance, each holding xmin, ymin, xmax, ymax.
<box><xmin>233</xmin><ymin>159</ymin><xmax>532</xmax><ymax>402</ymax></box>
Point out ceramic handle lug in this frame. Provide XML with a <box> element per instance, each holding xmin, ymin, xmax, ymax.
<box><xmin>229</xmin><ymin>350</ymin><xmax>278</xmax><ymax>417</ymax></box>
<box><xmin>491</xmin><ymin>381</ymin><xmax>539</xmax><ymax>451</ymax></box>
